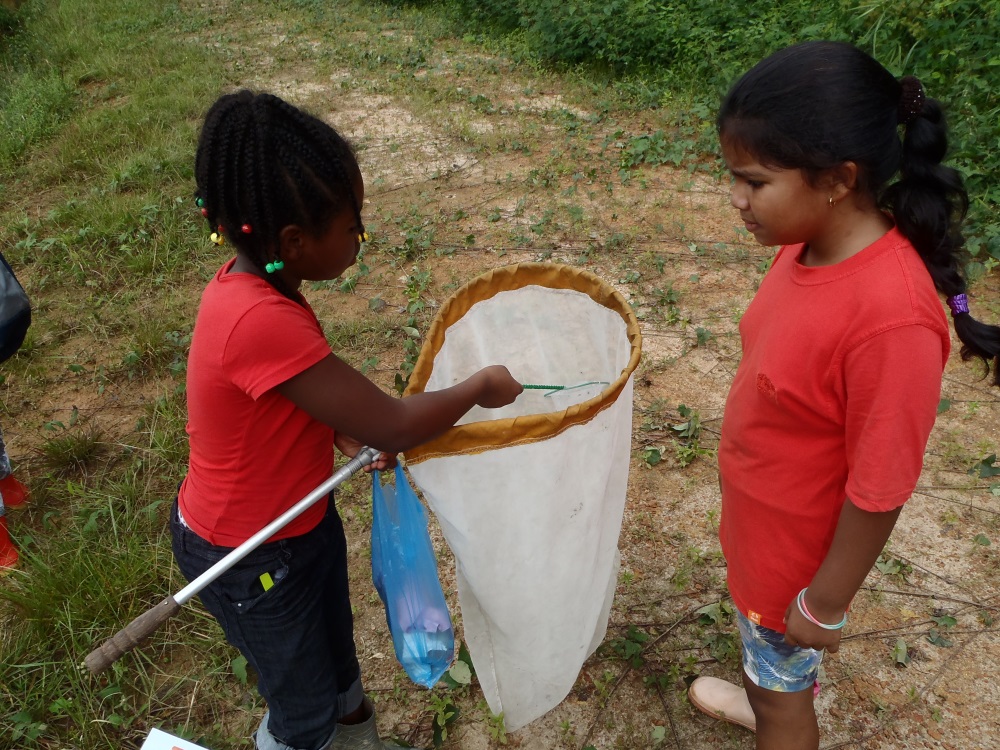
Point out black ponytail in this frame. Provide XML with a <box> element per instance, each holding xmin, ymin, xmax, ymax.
<box><xmin>719</xmin><ymin>41</ymin><xmax>1000</xmax><ymax>386</ymax></box>
<box><xmin>194</xmin><ymin>91</ymin><xmax>364</xmax><ymax>301</ymax></box>
<box><xmin>883</xmin><ymin>96</ymin><xmax>1000</xmax><ymax>385</ymax></box>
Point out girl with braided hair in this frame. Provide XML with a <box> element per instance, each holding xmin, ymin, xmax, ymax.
<box><xmin>172</xmin><ymin>90</ymin><xmax>521</xmax><ymax>750</ymax></box>
<box><xmin>686</xmin><ymin>41</ymin><xmax>1000</xmax><ymax>749</ymax></box>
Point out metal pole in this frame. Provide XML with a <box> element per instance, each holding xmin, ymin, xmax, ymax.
<box><xmin>84</xmin><ymin>447</ymin><xmax>380</xmax><ymax>674</ymax></box>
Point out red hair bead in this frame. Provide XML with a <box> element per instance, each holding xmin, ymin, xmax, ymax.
<box><xmin>200</xmin><ymin>208</ymin><xmax>208</xmax><ymax>217</ymax></box>
<box><xmin>241</xmin><ymin>224</ymin><xmax>252</xmax><ymax>234</ymax></box>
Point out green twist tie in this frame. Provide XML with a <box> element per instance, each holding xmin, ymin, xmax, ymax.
<box><xmin>521</xmin><ymin>381</ymin><xmax>609</xmax><ymax>397</ymax></box>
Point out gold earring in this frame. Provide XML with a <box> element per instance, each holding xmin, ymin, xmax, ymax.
<box><xmin>828</xmin><ymin>196</ymin><xmax>836</xmax><ymax>208</ymax></box>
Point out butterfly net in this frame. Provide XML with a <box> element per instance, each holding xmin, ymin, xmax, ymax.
<box><xmin>402</xmin><ymin>262</ymin><xmax>641</xmax><ymax>730</ymax></box>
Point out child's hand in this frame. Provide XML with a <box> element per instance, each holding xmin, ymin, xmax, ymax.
<box><xmin>335</xmin><ymin>434</ymin><xmax>397</xmax><ymax>472</ymax></box>
<box><xmin>783</xmin><ymin>597</ymin><xmax>845</xmax><ymax>653</ymax></box>
<box><xmin>368</xmin><ymin>451</ymin><xmax>397</xmax><ymax>472</ymax></box>
<box><xmin>473</xmin><ymin>365</ymin><xmax>523</xmax><ymax>408</ymax></box>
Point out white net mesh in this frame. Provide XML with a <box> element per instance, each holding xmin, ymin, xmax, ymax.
<box><xmin>405</xmin><ymin>265</ymin><xmax>640</xmax><ymax>730</ymax></box>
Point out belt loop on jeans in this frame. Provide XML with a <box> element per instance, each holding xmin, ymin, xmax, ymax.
<box><xmin>176</xmin><ymin>504</ymin><xmax>191</xmax><ymax>529</ymax></box>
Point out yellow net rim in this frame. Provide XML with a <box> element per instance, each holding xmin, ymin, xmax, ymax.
<box><xmin>403</xmin><ymin>262</ymin><xmax>642</xmax><ymax>464</ymax></box>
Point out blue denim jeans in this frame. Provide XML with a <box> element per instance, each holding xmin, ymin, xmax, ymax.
<box><xmin>0</xmin><ymin>424</ymin><xmax>11</xmax><ymax>480</ymax></box>
<box><xmin>0</xmin><ymin>424</ymin><xmax>11</xmax><ymax>517</ymax></box>
<box><xmin>171</xmin><ymin>498</ymin><xmax>364</xmax><ymax>750</ymax></box>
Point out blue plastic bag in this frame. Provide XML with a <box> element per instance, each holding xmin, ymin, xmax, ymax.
<box><xmin>371</xmin><ymin>465</ymin><xmax>455</xmax><ymax>688</ymax></box>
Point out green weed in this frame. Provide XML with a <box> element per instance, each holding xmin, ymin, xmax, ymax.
<box><xmin>875</xmin><ymin>553</ymin><xmax>912</xmax><ymax>582</ymax></box>
<box><xmin>429</xmin><ymin>693</ymin><xmax>460</xmax><ymax>747</ymax></box>
<box><xmin>395</xmin><ymin>266</ymin><xmax>431</xmax><ymax>394</ymax></box>
<box><xmin>607</xmin><ymin>624</ymin><xmax>650</xmax><ymax>668</ymax></box>
<box><xmin>39</xmin><ymin>423</ymin><xmax>106</xmax><ymax>477</ymax></box>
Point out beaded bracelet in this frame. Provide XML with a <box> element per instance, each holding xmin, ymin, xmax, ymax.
<box><xmin>796</xmin><ymin>588</ymin><xmax>848</xmax><ymax>630</ymax></box>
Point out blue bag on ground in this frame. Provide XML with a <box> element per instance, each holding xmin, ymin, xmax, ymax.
<box><xmin>371</xmin><ymin>465</ymin><xmax>454</xmax><ymax>688</ymax></box>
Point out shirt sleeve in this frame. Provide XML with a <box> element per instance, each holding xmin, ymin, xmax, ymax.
<box><xmin>223</xmin><ymin>296</ymin><xmax>333</xmax><ymax>400</ymax></box>
<box><xmin>843</xmin><ymin>324</ymin><xmax>945</xmax><ymax>511</ymax></box>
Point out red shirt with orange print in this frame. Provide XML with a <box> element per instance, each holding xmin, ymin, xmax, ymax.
<box><xmin>178</xmin><ymin>259</ymin><xmax>335</xmax><ymax>547</ymax></box>
<box><xmin>718</xmin><ymin>228</ymin><xmax>949</xmax><ymax>632</ymax></box>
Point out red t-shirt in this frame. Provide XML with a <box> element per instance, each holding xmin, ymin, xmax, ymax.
<box><xmin>718</xmin><ymin>228</ymin><xmax>950</xmax><ymax>632</ymax></box>
<box><xmin>178</xmin><ymin>260</ymin><xmax>335</xmax><ymax>546</ymax></box>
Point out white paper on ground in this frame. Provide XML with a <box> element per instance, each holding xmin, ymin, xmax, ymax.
<box><xmin>140</xmin><ymin>727</ymin><xmax>212</xmax><ymax>750</ymax></box>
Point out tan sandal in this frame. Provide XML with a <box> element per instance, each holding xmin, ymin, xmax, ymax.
<box><xmin>688</xmin><ymin>676</ymin><xmax>757</xmax><ymax>732</ymax></box>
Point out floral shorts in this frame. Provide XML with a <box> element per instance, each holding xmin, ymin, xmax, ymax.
<box><xmin>736</xmin><ymin>609</ymin><xmax>822</xmax><ymax>693</ymax></box>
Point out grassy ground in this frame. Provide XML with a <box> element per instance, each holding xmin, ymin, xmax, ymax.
<box><xmin>2</xmin><ymin>2</ymin><xmax>999</xmax><ymax>749</ymax></box>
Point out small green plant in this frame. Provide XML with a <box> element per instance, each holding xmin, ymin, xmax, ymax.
<box><xmin>927</xmin><ymin>614</ymin><xmax>957</xmax><ymax>648</ymax></box>
<box><xmin>641</xmin><ymin>445</ymin><xmax>665</xmax><ymax>466</ymax></box>
<box><xmin>393</xmin><ymin>221</ymin><xmax>436</xmax><ymax>261</ymax></box>
<box><xmin>968</xmin><ymin>454</ymin><xmax>1000</xmax><ymax>478</ymax></box>
<box><xmin>891</xmin><ymin>637</ymin><xmax>912</xmax><ymax>667</ymax></box>
<box><xmin>875</xmin><ymin>554</ymin><xmax>913</xmax><ymax>582</ymax></box>
<box><xmin>10</xmin><ymin>711</ymin><xmax>47</xmax><ymax>743</ymax></box>
<box><xmin>622</xmin><ymin>269</ymin><xmax>641</xmax><ymax>284</ymax></box>
<box><xmin>620</xmin><ymin>130</ymin><xmax>686</xmax><ymax>169</ymax></box>
<box><xmin>670</xmin><ymin>404</ymin><xmax>710</xmax><ymax>467</ymax></box>
<box><xmin>702</xmin><ymin>631</ymin><xmax>739</xmax><ymax>665</ymax></box>
<box><xmin>650</xmin><ymin>725</ymin><xmax>667</xmax><ymax>746</ymax></box>
<box><xmin>40</xmin><ymin>423</ymin><xmax>106</xmax><ymax>476</ymax></box>
<box><xmin>669</xmin><ymin>544</ymin><xmax>711</xmax><ymax>590</ymax></box>
<box><xmin>671</xmin><ymin>404</ymin><xmax>701</xmax><ymax>441</ymax></box>
<box><xmin>231</xmin><ymin>655</ymin><xmax>249</xmax><ymax>686</ymax></box>
<box><xmin>395</xmin><ymin>267</ymin><xmax>431</xmax><ymax>394</ymax></box>
<box><xmin>608</xmin><ymin>624</ymin><xmax>650</xmax><ymax>668</ymax></box>
<box><xmin>696</xmin><ymin>600</ymin><xmax>735</xmax><ymax>627</ymax></box>
<box><xmin>653</xmin><ymin>284</ymin><xmax>678</xmax><ymax>306</ymax></box>
<box><xmin>696</xmin><ymin>600</ymin><xmax>738</xmax><ymax>664</ymax></box>
<box><xmin>440</xmin><ymin>641</ymin><xmax>476</xmax><ymax>689</ymax></box>
<box><xmin>484</xmin><ymin>708</ymin><xmax>507</xmax><ymax>744</ymax></box>
<box><xmin>429</xmin><ymin>694</ymin><xmax>460</xmax><ymax>748</ymax></box>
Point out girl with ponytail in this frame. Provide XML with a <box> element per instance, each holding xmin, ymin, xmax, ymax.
<box><xmin>687</xmin><ymin>41</ymin><xmax>1000</xmax><ymax>749</ymax></box>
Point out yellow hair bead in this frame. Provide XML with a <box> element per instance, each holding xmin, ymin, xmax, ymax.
<box><xmin>210</xmin><ymin>232</ymin><xmax>225</xmax><ymax>246</ymax></box>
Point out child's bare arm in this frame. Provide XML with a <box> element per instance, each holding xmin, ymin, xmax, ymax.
<box><xmin>783</xmin><ymin>499</ymin><xmax>903</xmax><ymax>652</ymax></box>
<box><xmin>276</xmin><ymin>353</ymin><xmax>522</xmax><ymax>454</ymax></box>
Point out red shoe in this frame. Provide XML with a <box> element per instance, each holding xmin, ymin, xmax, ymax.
<box><xmin>0</xmin><ymin>516</ymin><xmax>18</xmax><ymax>570</ymax></box>
<box><xmin>0</xmin><ymin>473</ymin><xmax>29</xmax><ymax>509</ymax></box>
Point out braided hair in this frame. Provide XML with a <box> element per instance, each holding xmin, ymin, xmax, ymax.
<box><xmin>194</xmin><ymin>90</ymin><xmax>364</xmax><ymax>301</ymax></box>
<box><xmin>718</xmin><ymin>41</ymin><xmax>1000</xmax><ymax>385</ymax></box>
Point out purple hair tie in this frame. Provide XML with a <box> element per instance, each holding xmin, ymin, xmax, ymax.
<box><xmin>947</xmin><ymin>294</ymin><xmax>969</xmax><ymax>316</ymax></box>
